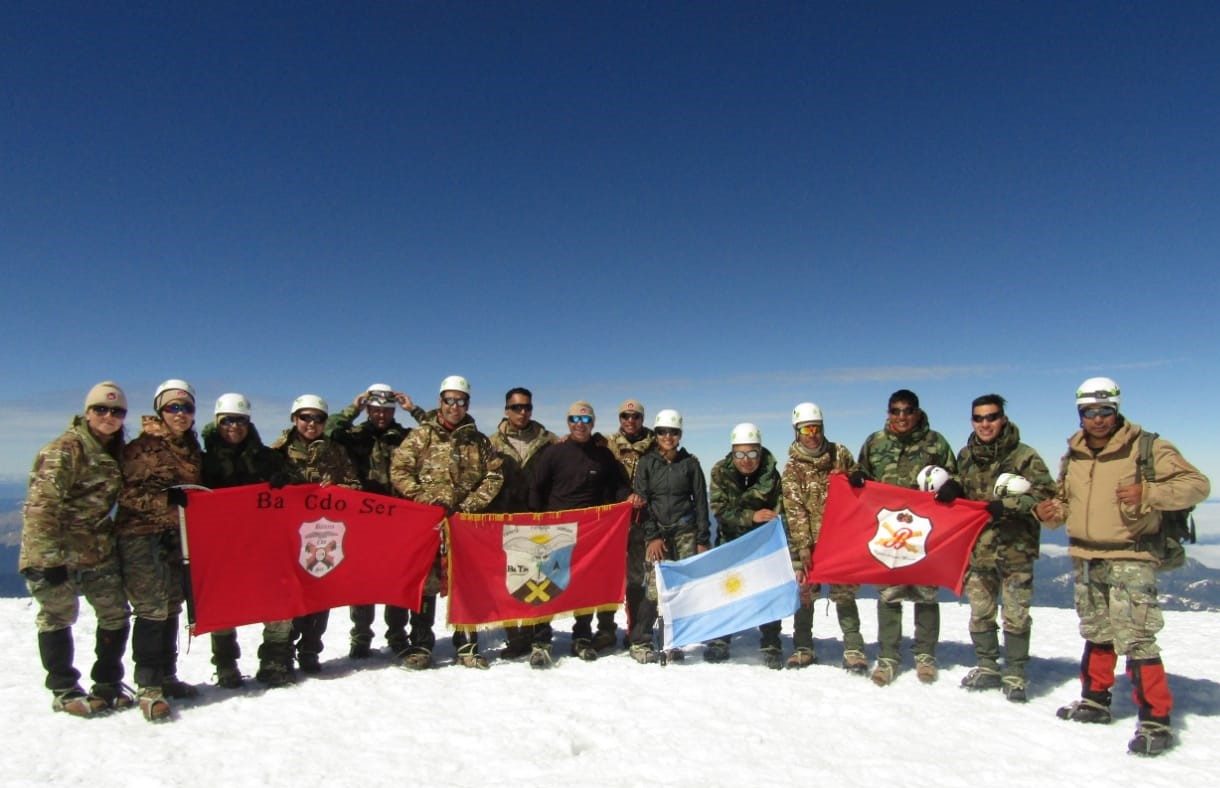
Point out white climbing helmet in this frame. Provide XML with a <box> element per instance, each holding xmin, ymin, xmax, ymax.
<box><xmin>1075</xmin><ymin>377</ymin><xmax>1120</xmax><ymax>409</ymax></box>
<box><xmin>214</xmin><ymin>393</ymin><xmax>251</xmax><ymax>417</ymax></box>
<box><xmin>916</xmin><ymin>465</ymin><xmax>952</xmax><ymax>493</ymax></box>
<box><xmin>291</xmin><ymin>394</ymin><xmax>328</xmax><ymax>417</ymax></box>
<box><xmin>993</xmin><ymin>473</ymin><xmax>1033</xmax><ymax>498</ymax></box>
<box><xmin>366</xmin><ymin>383</ymin><xmax>395</xmax><ymax>408</ymax></box>
<box><xmin>791</xmin><ymin>402</ymin><xmax>823</xmax><ymax>426</ymax></box>
<box><xmin>654</xmin><ymin>409</ymin><xmax>683</xmax><ymax>431</ymax></box>
<box><xmin>730</xmin><ymin>422</ymin><xmax>761</xmax><ymax>445</ymax></box>
<box><xmin>438</xmin><ymin>375</ymin><xmax>471</xmax><ymax>395</ymax></box>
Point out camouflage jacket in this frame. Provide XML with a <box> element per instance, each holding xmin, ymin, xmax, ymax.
<box><xmin>488</xmin><ymin>418</ymin><xmax>557</xmax><ymax>513</ymax></box>
<box><xmin>781</xmin><ymin>439</ymin><xmax>858</xmax><ymax>558</ymax></box>
<box><xmin>956</xmin><ymin>421</ymin><xmax>1054</xmax><ymax>564</ymax></box>
<box><xmin>1051</xmin><ymin>419</ymin><xmax>1210</xmax><ymax>562</ymax></box>
<box><xmin>857</xmin><ymin>413</ymin><xmax>957</xmax><ymax>487</ymax></box>
<box><xmin>604</xmin><ymin>428</ymin><xmax>656</xmax><ymax>482</ymax></box>
<box><xmin>710</xmin><ymin>447</ymin><xmax>784</xmax><ymax>545</ymax></box>
<box><xmin>116</xmin><ymin>416</ymin><xmax>204</xmax><ymax>536</ymax></box>
<box><xmin>326</xmin><ymin>404</ymin><xmax>422</xmax><ymax>495</ymax></box>
<box><xmin>201</xmin><ymin>422</ymin><xmax>287</xmax><ymax>489</ymax></box>
<box><xmin>633</xmin><ymin>448</ymin><xmax>711</xmax><ymax>546</ymax></box>
<box><xmin>270</xmin><ymin>429</ymin><xmax>361</xmax><ymax>488</ymax></box>
<box><xmin>390</xmin><ymin>410</ymin><xmax>504</xmax><ymax>513</ymax></box>
<box><xmin>19</xmin><ymin>416</ymin><xmax>125</xmax><ymax>571</ymax></box>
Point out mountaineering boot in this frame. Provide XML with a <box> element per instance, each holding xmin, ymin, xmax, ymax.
<box><xmin>1128</xmin><ymin>721</ymin><xmax>1173</xmax><ymax>757</ymax></box>
<box><xmin>211</xmin><ymin>630</ymin><xmax>244</xmax><ymax>688</ymax></box>
<box><xmin>52</xmin><ymin>686</ymin><xmax>108</xmax><ymax>717</ymax></box>
<box><xmin>501</xmin><ymin>627</ymin><xmax>533</xmax><ymax>659</ymax></box>
<box><xmin>161</xmin><ymin>614</ymin><xmax>198</xmax><ymax>698</ymax></box>
<box><xmin>1002</xmin><ymin>629</ymin><xmax>1031</xmax><ymax>702</ymax></box>
<box><xmin>88</xmin><ymin>682</ymin><xmax>135</xmax><ymax>711</ymax></box>
<box><xmin>138</xmin><ymin>687</ymin><xmax>172</xmax><ymax>722</ymax></box>
<box><xmin>1056</xmin><ymin>697</ymin><xmax>1112</xmax><ymax>724</ymax></box>
<box><xmin>836</xmin><ymin>598</ymin><xmax>865</xmax><ymax>655</ymax></box>
<box><xmin>876</xmin><ymin>600</ymin><xmax>903</xmax><ymax>664</ymax></box>
<box><xmin>703</xmin><ymin>639</ymin><xmax>730</xmax><ymax>663</ymax></box>
<box><xmin>591</xmin><ymin>610</ymin><xmax>619</xmax><ymax>651</ymax></box>
<box><xmin>841</xmin><ymin>650</ymin><xmax>869</xmax><ymax>674</ymax></box>
<box><xmin>293</xmin><ymin>610</ymin><xmax>329</xmax><ymax>676</ymax></box>
<box><xmin>255</xmin><ymin>641</ymin><xmax>296</xmax><ymax>687</ymax></box>
<box><xmin>961</xmin><ymin>667</ymin><xmax>1003</xmax><ymax>691</ymax></box>
<box><xmin>629</xmin><ymin>597</ymin><xmax>659</xmax><ymax>650</ymax></box>
<box><xmin>912</xmin><ymin>602</ymin><xmax>939</xmax><ymax>683</ymax></box>
<box><xmin>963</xmin><ymin>628</ymin><xmax>1001</xmax><ymax>690</ymax></box>
<box><xmin>384</xmin><ymin>604</ymin><xmax>410</xmax><ymax>656</ymax></box>
<box><xmin>571</xmin><ymin>638</ymin><xmax>598</xmax><ymax>662</ymax></box>
<box><xmin>456</xmin><ymin>641</ymin><xmax>489</xmax><ymax>670</ymax></box>
<box><xmin>761</xmin><ymin>646</ymin><xmax>784</xmax><ymax>670</ymax></box>
<box><xmin>786</xmin><ymin>647</ymin><xmax>815</xmax><ymax>669</ymax></box>
<box><xmin>871</xmin><ymin>657</ymin><xmax>899</xmax><ymax>687</ymax></box>
<box><xmin>529</xmin><ymin>644</ymin><xmax>554</xmax><ymax>670</ymax></box>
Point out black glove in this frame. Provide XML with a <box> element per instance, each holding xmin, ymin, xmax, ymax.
<box><xmin>24</xmin><ymin>565</ymin><xmax>69</xmax><ymax>586</ymax></box>
<box><xmin>935</xmin><ymin>479</ymin><xmax>964</xmax><ymax>503</ymax></box>
<box><xmin>848</xmin><ymin>470</ymin><xmax>868</xmax><ymax>489</ymax></box>
<box><xmin>268</xmin><ymin>472</ymin><xmax>291</xmax><ymax>489</ymax></box>
<box><xmin>986</xmin><ymin>500</ymin><xmax>1006</xmax><ymax>518</ymax></box>
<box><xmin>166</xmin><ymin>488</ymin><xmax>189</xmax><ymax>508</ymax></box>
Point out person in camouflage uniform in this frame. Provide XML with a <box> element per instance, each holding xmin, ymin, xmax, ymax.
<box><xmin>116</xmin><ymin>379</ymin><xmax>204</xmax><ymax>721</ymax></box>
<box><xmin>201</xmin><ymin>392</ymin><xmax>295</xmax><ymax>688</ymax></box>
<box><xmin>955</xmin><ymin>394</ymin><xmax>1054</xmax><ymax>702</ymax></box>
<box><xmin>327</xmin><ymin>383</ymin><xmax>424</xmax><ymax>659</ymax></box>
<box><xmin>853</xmin><ymin>389</ymin><xmax>957</xmax><ymax>687</ymax></box>
<box><xmin>20</xmin><ymin>382</ymin><xmax>133</xmax><ymax>717</ymax></box>
<box><xmin>488</xmin><ymin>387</ymin><xmax>559</xmax><ymax>662</ymax></box>
<box><xmin>1034</xmin><ymin>377</ymin><xmax>1210</xmax><ymax>756</ymax></box>
<box><xmin>627</xmin><ymin>408</ymin><xmax>710</xmax><ymax>664</ymax></box>
<box><xmin>390</xmin><ymin>375</ymin><xmax>504</xmax><ymax>670</ymax></box>
<box><xmin>270</xmin><ymin>394</ymin><xmax>361</xmax><ymax>675</ymax></box>
<box><xmin>708</xmin><ymin>422</ymin><xmax>784</xmax><ymax>669</ymax></box>
<box><xmin>603</xmin><ymin>398</ymin><xmax>655</xmax><ymax>640</ymax></box>
<box><xmin>780</xmin><ymin>402</ymin><xmax>864</xmax><ymax>673</ymax></box>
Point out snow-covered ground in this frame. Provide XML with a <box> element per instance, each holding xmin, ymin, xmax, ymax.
<box><xmin>0</xmin><ymin>597</ymin><xmax>1215</xmax><ymax>787</ymax></box>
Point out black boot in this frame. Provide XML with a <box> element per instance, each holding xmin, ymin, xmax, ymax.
<box><xmin>255</xmin><ymin>641</ymin><xmax>296</xmax><ymax>687</ymax></box>
<box><xmin>39</xmin><ymin>627</ymin><xmax>81</xmax><ymax>693</ymax></box>
<box><xmin>89</xmin><ymin>624</ymin><xmax>133</xmax><ymax>710</ymax></box>
<box><xmin>384</xmin><ymin>605</ymin><xmax>410</xmax><ymax>655</ymax></box>
<box><xmin>160</xmin><ymin>614</ymin><xmax>198</xmax><ymax>698</ymax></box>
<box><xmin>131</xmin><ymin>616</ymin><xmax>164</xmax><ymax>690</ymax></box>
<box><xmin>210</xmin><ymin>630</ymin><xmax>244</xmax><ymax>688</ymax></box>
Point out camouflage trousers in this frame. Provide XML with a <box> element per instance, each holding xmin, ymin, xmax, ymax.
<box><xmin>963</xmin><ymin>557</ymin><xmax>1034</xmax><ymax>635</ymax></box>
<box><xmin>1072</xmin><ymin>557</ymin><xmax>1163</xmax><ymax>660</ymax></box>
<box><xmin>877</xmin><ymin>584</ymin><xmax>939</xmax><ymax>604</ymax></box>
<box><xmin>642</xmin><ymin>530</ymin><xmax>697</xmax><ymax>602</ymax></box>
<box><xmin>117</xmin><ymin>531</ymin><xmax>186</xmax><ymax>622</ymax></box>
<box><xmin>26</xmin><ymin>557</ymin><xmax>130</xmax><ymax>633</ymax></box>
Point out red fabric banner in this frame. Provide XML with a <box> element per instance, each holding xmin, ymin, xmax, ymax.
<box><xmin>182</xmin><ymin>484</ymin><xmax>444</xmax><ymax>635</ymax></box>
<box><xmin>808</xmin><ymin>474</ymin><xmax>990</xmax><ymax>595</ymax></box>
<box><xmin>446</xmin><ymin>502</ymin><xmax>632</xmax><ymax>628</ymax></box>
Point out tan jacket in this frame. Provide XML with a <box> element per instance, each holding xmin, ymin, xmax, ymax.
<box><xmin>1051</xmin><ymin>419</ymin><xmax>1210</xmax><ymax>561</ymax></box>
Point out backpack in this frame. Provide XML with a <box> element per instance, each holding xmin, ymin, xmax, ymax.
<box><xmin>1134</xmin><ymin>431</ymin><xmax>1197</xmax><ymax>572</ymax></box>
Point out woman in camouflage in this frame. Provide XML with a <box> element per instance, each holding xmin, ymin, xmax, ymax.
<box><xmin>115</xmin><ymin>379</ymin><xmax>204</xmax><ymax>721</ymax></box>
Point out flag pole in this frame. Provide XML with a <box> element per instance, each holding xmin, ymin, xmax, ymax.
<box><xmin>171</xmin><ymin>484</ymin><xmax>212</xmax><ymax>637</ymax></box>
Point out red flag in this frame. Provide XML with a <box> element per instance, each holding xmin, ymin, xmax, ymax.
<box><xmin>183</xmin><ymin>484</ymin><xmax>443</xmax><ymax>635</ymax></box>
<box><xmin>808</xmin><ymin>474</ymin><xmax>990</xmax><ymax>595</ymax></box>
<box><xmin>446</xmin><ymin>502</ymin><xmax>632</xmax><ymax>628</ymax></box>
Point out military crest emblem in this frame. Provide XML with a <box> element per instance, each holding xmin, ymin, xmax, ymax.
<box><xmin>503</xmin><ymin>523</ymin><xmax>577</xmax><ymax>605</ymax></box>
<box><xmin>868</xmin><ymin>508</ymin><xmax>931</xmax><ymax>569</ymax></box>
<box><xmin>299</xmin><ymin>517</ymin><xmax>346</xmax><ymax>577</ymax></box>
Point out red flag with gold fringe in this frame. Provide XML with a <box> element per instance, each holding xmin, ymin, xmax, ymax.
<box><xmin>446</xmin><ymin>502</ymin><xmax>632</xmax><ymax>628</ymax></box>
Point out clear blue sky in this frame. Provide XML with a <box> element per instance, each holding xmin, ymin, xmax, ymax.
<box><xmin>2</xmin><ymin>1</ymin><xmax>1218</xmax><ymax>487</ymax></box>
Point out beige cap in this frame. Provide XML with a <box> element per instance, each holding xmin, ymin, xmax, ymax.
<box><xmin>567</xmin><ymin>400</ymin><xmax>595</xmax><ymax>419</ymax></box>
<box><xmin>618</xmin><ymin>399</ymin><xmax>644</xmax><ymax>416</ymax></box>
<box><xmin>85</xmin><ymin>381</ymin><xmax>127</xmax><ymax>411</ymax></box>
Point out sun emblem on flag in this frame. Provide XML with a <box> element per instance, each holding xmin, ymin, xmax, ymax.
<box><xmin>868</xmin><ymin>508</ymin><xmax>931</xmax><ymax>569</ymax></box>
<box><xmin>503</xmin><ymin>523</ymin><xmax>578</xmax><ymax>605</ymax></box>
<box><xmin>721</xmin><ymin>571</ymin><xmax>746</xmax><ymax>597</ymax></box>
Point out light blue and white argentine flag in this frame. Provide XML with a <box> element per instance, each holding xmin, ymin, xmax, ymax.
<box><xmin>656</xmin><ymin>518</ymin><xmax>799</xmax><ymax>649</ymax></box>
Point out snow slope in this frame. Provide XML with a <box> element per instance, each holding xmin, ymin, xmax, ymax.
<box><xmin>0</xmin><ymin>598</ymin><xmax>1215</xmax><ymax>787</ymax></box>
